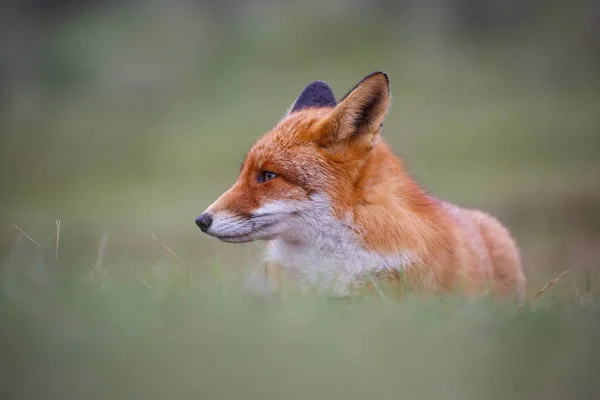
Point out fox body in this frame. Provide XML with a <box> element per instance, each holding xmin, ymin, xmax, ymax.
<box><xmin>196</xmin><ymin>72</ymin><xmax>526</xmax><ymax>298</ymax></box>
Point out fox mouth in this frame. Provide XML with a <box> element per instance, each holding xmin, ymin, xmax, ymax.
<box><xmin>208</xmin><ymin>221</ymin><xmax>279</xmax><ymax>243</ymax></box>
<box><xmin>214</xmin><ymin>235</ymin><xmax>275</xmax><ymax>243</ymax></box>
<box><xmin>199</xmin><ymin>205</ymin><xmax>314</xmax><ymax>244</ymax></box>
<box><xmin>213</xmin><ymin>234</ymin><xmax>255</xmax><ymax>243</ymax></box>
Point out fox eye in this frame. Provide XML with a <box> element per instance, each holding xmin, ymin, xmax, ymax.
<box><xmin>257</xmin><ymin>170</ymin><xmax>278</xmax><ymax>183</ymax></box>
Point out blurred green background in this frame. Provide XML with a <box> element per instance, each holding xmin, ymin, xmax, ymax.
<box><xmin>1</xmin><ymin>1</ymin><xmax>599</xmax><ymax>398</ymax></box>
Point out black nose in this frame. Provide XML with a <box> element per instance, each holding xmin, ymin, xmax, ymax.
<box><xmin>195</xmin><ymin>213</ymin><xmax>213</xmax><ymax>233</ymax></box>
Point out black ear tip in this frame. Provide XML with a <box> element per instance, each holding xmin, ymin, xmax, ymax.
<box><xmin>301</xmin><ymin>81</ymin><xmax>333</xmax><ymax>97</ymax></box>
<box><xmin>366</xmin><ymin>71</ymin><xmax>390</xmax><ymax>87</ymax></box>
<box><xmin>308</xmin><ymin>80</ymin><xmax>332</xmax><ymax>88</ymax></box>
<box><xmin>379</xmin><ymin>71</ymin><xmax>390</xmax><ymax>85</ymax></box>
<box><xmin>290</xmin><ymin>80</ymin><xmax>337</xmax><ymax>113</ymax></box>
<box><xmin>340</xmin><ymin>71</ymin><xmax>390</xmax><ymax>102</ymax></box>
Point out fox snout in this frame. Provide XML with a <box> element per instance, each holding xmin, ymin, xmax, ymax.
<box><xmin>195</xmin><ymin>213</ymin><xmax>213</xmax><ymax>233</ymax></box>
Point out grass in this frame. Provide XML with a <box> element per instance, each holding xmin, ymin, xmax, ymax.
<box><xmin>1</xmin><ymin>226</ymin><xmax>599</xmax><ymax>400</ymax></box>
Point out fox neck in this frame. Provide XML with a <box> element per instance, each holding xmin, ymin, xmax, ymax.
<box><xmin>346</xmin><ymin>140</ymin><xmax>444</xmax><ymax>256</ymax></box>
<box><xmin>265</xmin><ymin>140</ymin><xmax>440</xmax><ymax>295</ymax></box>
<box><xmin>265</xmin><ymin>195</ymin><xmax>418</xmax><ymax>296</ymax></box>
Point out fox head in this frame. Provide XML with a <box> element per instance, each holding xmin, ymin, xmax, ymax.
<box><xmin>195</xmin><ymin>71</ymin><xmax>391</xmax><ymax>243</ymax></box>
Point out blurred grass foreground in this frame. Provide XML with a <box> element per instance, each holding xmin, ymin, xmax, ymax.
<box><xmin>1</xmin><ymin>1</ymin><xmax>600</xmax><ymax>399</ymax></box>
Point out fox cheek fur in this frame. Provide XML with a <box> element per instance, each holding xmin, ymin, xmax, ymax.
<box><xmin>195</xmin><ymin>71</ymin><xmax>526</xmax><ymax>298</ymax></box>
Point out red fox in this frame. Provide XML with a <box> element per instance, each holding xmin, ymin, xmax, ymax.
<box><xmin>196</xmin><ymin>72</ymin><xmax>526</xmax><ymax>298</ymax></box>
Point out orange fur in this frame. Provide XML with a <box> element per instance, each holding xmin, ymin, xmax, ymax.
<box><xmin>199</xmin><ymin>72</ymin><xmax>526</xmax><ymax>299</ymax></box>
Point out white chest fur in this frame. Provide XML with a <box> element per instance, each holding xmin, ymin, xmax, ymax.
<box><xmin>263</xmin><ymin>196</ymin><xmax>417</xmax><ymax>296</ymax></box>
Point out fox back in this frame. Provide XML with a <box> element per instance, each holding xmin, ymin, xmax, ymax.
<box><xmin>196</xmin><ymin>72</ymin><xmax>526</xmax><ymax>298</ymax></box>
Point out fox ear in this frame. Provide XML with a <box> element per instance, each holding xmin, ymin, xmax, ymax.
<box><xmin>288</xmin><ymin>81</ymin><xmax>337</xmax><ymax>114</ymax></box>
<box><xmin>316</xmin><ymin>71</ymin><xmax>390</xmax><ymax>148</ymax></box>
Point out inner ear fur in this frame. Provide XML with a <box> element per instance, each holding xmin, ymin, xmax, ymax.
<box><xmin>316</xmin><ymin>71</ymin><xmax>390</xmax><ymax>147</ymax></box>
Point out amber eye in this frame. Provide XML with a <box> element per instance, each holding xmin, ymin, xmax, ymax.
<box><xmin>257</xmin><ymin>171</ymin><xmax>278</xmax><ymax>183</ymax></box>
